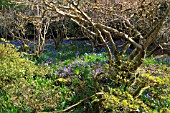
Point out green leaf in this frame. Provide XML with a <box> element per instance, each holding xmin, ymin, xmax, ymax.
<box><xmin>82</xmin><ymin>68</ymin><xmax>90</xmax><ymax>76</ymax></box>
<box><xmin>75</xmin><ymin>68</ymin><xmax>80</xmax><ymax>75</ymax></box>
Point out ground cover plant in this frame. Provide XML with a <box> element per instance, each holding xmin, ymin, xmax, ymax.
<box><xmin>0</xmin><ymin>0</ymin><xmax>170</xmax><ymax>113</ymax></box>
<box><xmin>0</xmin><ymin>39</ymin><xmax>169</xmax><ymax>113</ymax></box>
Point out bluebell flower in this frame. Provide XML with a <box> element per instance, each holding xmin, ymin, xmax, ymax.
<box><xmin>60</xmin><ymin>73</ymin><xmax>66</xmax><ymax>77</ymax></box>
<box><xmin>101</xmin><ymin>47</ymin><xmax>106</xmax><ymax>52</ymax></box>
<box><xmin>69</xmin><ymin>40</ymin><xmax>73</xmax><ymax>44</ymax></box>
<box><xmin>146</xmin><ymin>93</ymin><xmax>151</xmax><ymax>98</ymax></box>
<box><xmin>164</xmin><ymin>58</ymin><xmax>170</xmax><ymax>63</ymax></box>
<box><xmin>66</xmin><ymin>67</ymin><xmax>72</xmax><ymax>75</ymax></box>
<box><xmin>52</xmin><ymin>50</ymin><xmax>57</xmax><ymax>56</ymax></box>
<box><xmin>99</xmin><ymin>61</ymin><xmax>104</xmax><ymax>64</ymax></box>
<box><xmin>15</xmin><ymin>46</ymin><xmax>21</xmax><ymax>49</ymax></box>
<box><xmin>50</xmin><ymin>42</ymin><xmax>55</xmax><ymax>46</ymax></box>
<box><xmin>0</xmin><ymin>42</ymin><xmax>5</xmax><ymax>45</ymax></box>
<box><xmin>41</xmin><ymin>61</ymin><xmax>45</xmax><ymax>65</ymax></box>
<box><xmin>9</xmin><ymin>41</ymin><xmax>19</xmax><ymax>45</ymax></box>
<box><xmin>77</xmin><ymin>41</ymin><xmax>81</xmax><ymax>45</ymax></box>
<box><xmin>62</xmin><ymin>41</ymin><xmax>67</xmax><ymax>44</ymax></box>
<box><xmin>60</xmin><ymin>67</ymin><xmax>63</xmax><ymax>71</ymax></box>
<box><xmin>96</xmin><ymin>68</ymin><xmax>101</xmax><ymax>74</ymax></box>
<box><xmin>48</xmin><ymin>58</ymin><xmax>54</xmax><ymax>63</ymax></box>
<box><xmin>75</xmin><ymin>51</ymin><xmax>79</xmax><ymax>57</ymax></box>
<box><xmin>63</xmin><ymin>66</ymin><xmax>68</xmax><ymax>72</ymax></box>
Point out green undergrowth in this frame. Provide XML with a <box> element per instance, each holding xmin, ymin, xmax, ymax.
<box><xmin>0</xmin><ymin>41</ymin><xmax>169</xmax><ymax>112</ymax></box>
<box><xmin>0</xmin><ymin>43</ymin><xmax>49</xmax><ymax>112</ymax></box>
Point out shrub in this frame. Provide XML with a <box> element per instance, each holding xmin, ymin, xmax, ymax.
<box><xmin>0</xmin><ymin>42</ymin><xmax>48</xmax><ymax>81</ymax></box>
<box><xmin>0</xmin><ymin>40</ymin><xmax>67</xmax><ymax>111</ymax></box>
<box><xmin>0</xmin><ymin>42</ymin><xmax>51</xmax><ymax>112</ymax></box>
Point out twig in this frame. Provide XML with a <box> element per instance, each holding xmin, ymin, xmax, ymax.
<box><xmin>37</xmin><ymin>92</ymin><xmax>104</xmax><ymax>113</ymax></box>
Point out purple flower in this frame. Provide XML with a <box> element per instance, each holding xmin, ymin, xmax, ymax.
<box><xmin>47</xmin><ymin>58</ymin><xmax>54</xmax><ymax>63</ymax></box>
<box><xmin>62</xmin><ymin>40</ymin><xmax>73</xmax><ymax>44</ymax></box>
<box><xmin>41</xmin><ymin>61</ymin><xmax>45</xmax><ymax>65</ymax></box>
<box><xmin>10</xmin><ymin>41</ymin><xmax>21</xmax><ymax>45</ymax></box>
<box><xmin>146</xmin><ymin>93</ymin><xmax>151</xmax><ymax>98</ymax></box>
<box><xmin>62</xmin><ymin>41</ymin><xmax>68</xmax><ymax>44</ymax></box>
<box><xmin>71</xmin><ymin>60</ymin><xmax>78</xmax><ymax>65</ymax></box>
<box><xmin>64</xmin><ymin>66</ymin><xmax>68</xmax><ymax>72</ymax></box>
<box><xmin>67</xmin><ymin>67</ymin><xmax>72</xmax><ymax>73</ymax></box>
<box><xmin>60</xmin><ymin>67</ymin><xmax>63</xmax><ymax>71</ymax></box>
<box><xmin>77</xmin><ymin>62</ymin><xmax>81</xmax><ymax>66</ymax></box>
<box><xmin>96</xmin><ymin>68</ymin><xmax>101</xmax><ymax>74</ymax></box>
<box><xmin>60</xmin><ymin>73</ymin><xmax>66</xmax><ymax>77</ymax></box>
<box><xmin>69</xmin><ymin>40</ymin><xmax>73</xmax><ymax>44</ymax></box>
<box><xmin>0</xmin><ymin>42</ymin><xmax>5</xmax><ymax>45</ymax></box>
<box><xmin>52</xmin><ymin>50</ymin><xmax>57</xmax><ymax>55</ymax></box>
<box><xmin>75</xmin><ymin>51</ymin><xmax>79</xmax><ymax>57</ymax></box>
